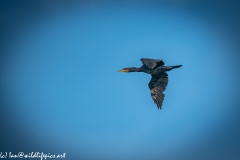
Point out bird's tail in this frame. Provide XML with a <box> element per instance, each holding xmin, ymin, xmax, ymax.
<box><xmin>166</xmin><ymin>65</ymin><xmax>182</xmax><ymax>71</ymax></box>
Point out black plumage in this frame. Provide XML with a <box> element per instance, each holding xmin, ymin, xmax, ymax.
<box><xmin>118</xmin><ymin>58</ymin><xmax>182</xmax><ymax>109</ymax></box>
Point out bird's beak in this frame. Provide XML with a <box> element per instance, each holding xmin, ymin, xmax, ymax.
<box><xmin>117</xmin><ymin>69</ymin><xmax>127</xmax><ymax>72</ymax></box>
<box><xmin>117</xmin><ymin>69</ymin><xmax>124</xmax><ymax>72</ymax></box>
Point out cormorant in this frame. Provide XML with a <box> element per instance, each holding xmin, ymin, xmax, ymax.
<box><xmin>117</xmin><ymin>58</ymin><xmax>182</xmax><ymax>109</ymax></box>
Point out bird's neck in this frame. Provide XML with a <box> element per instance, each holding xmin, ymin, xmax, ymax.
<box><xmin>127</xmin><ymin>67</ymin><xmax>141</xmax><ymax>72</ymax></box>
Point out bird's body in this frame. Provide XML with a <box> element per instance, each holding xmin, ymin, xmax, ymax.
<box><xmin>118</xmin><ymin>58</ymin><xmax>182</xmax><ymax>109</ymax></box>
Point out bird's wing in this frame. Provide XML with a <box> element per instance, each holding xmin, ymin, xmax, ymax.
<box><xmin>148</xmin><ymin>73</ymin><xmax>168</xmax><ymax>109</ymax></box>
<box><xmin>140</xmin><ymin>58</ymin><xmax>164</xmax><ymax>70</ymax></box>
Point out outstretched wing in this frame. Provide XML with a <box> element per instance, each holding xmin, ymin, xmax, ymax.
<box><xmin>148</xmin><ymin>73</ymin><xmax>168</xmax><ymax>109</ymax></box>
<box><xmin>140</xmin><ymin>58</ymin><xmax>164</xmax><ymax>70</ymax></box>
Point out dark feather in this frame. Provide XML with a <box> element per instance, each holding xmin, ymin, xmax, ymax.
<box><xmin>148</xmin><ymin>73</ymin><xmax>168</xmax><ymax>109</ymax></box>
<box><xmin>140</xmin><ymin>58</ymin><xmax>164</xmax><ymax>70</ymax></box>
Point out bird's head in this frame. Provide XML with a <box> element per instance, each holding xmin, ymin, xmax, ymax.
<box><xmin>117</xmin><ymin>67</ymin><xmax>139</xmax><ymax>72</ymax></box>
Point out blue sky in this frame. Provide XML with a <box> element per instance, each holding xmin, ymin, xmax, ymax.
<box><xmin>1</xmin><ymin>2</ymin><xmax>240</xmax><ymax>160</ymax></box>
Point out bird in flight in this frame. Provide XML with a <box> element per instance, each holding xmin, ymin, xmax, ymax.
<box><xmin>117</xmin><ymin>58</ymin><xmax>182</xmax><ymax>109</ymax></box>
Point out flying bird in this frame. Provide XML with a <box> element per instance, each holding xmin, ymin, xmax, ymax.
<box><xmin>117</xmin><ymin>58</ymin><xmax>182</xmax><ymax>109</ymax></box>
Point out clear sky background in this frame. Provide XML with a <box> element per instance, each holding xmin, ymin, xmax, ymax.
<box><xmin>0</xmin><ymin>1</ymin><xmax>240</xmax><ymax>160</ymax></box>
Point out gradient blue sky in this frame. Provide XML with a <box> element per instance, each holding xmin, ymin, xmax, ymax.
<box><xmin>1</xmin><ymin>1</ymin><xmax>240</xmax><ymax>160</ymax></box>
